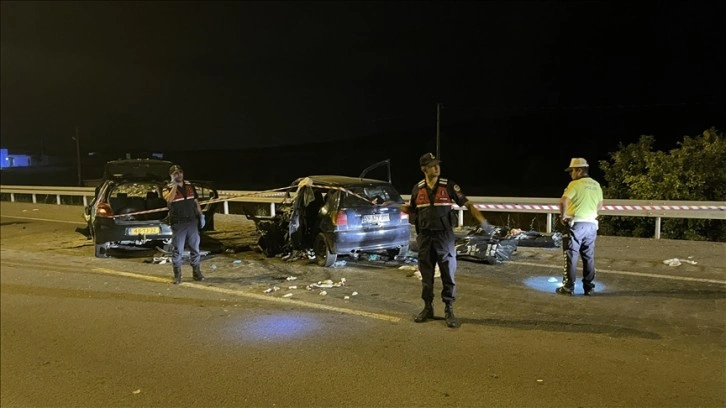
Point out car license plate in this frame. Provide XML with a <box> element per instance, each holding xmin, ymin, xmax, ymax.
<box><xmin>128</xmin><ymin>227</ymin><xmax>160</xmax><ymax>235</ymax></box>
<box><xmin>363</xmin><ymin>214</ymin><xmax>389</xmax><ymax>223</ymax></box>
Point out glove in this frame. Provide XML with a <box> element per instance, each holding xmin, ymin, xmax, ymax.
<box><xmin>170</xmin><ymin>175</ymin><xmax>177</xmax><ymax>185</ymax></box>
<box><xmin>199</xmin><ymin>214</ymin><xmax>206</xmax><ymax>229</ymax></box>
<box><xmin>480</xmin><ymin>220</ymin><xmax>495</xmax><ymax>236</ymax></box>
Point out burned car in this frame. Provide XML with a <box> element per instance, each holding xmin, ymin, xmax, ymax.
<box><xmin>83</xmin><ymin>159</ymin><xmax>218</xmax><ymax>257</ymax></box>
<box><xmin>248</xmin><ymin>161</ymin><xmax>411</xmax><ymax>266</ymax></box>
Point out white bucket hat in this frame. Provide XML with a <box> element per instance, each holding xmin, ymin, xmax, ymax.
<box><xmin>565</xmin><ymin>158</ymin><xmax>589</xmax><ymax>171</ymax></box>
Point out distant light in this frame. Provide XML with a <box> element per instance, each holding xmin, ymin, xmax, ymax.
<box><xmin>523</xmin><ymin>276</ymin><xmax>606</xmax><ymax>295</ymax></box>
<box><xmin>223</xmin><ymin>313</ymin><xmax>321</xmax><ymax>343</ymax></box>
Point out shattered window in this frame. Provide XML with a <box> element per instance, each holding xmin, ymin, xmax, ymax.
<box><xmin>342</xmin><ymin>185</ymin><xmax>403</xmax><ymax>207</ymax></box>
<box><xmin>111</xmin><ymin>183</ymin><xmax>160</xmax><ymax>198</ymax></box>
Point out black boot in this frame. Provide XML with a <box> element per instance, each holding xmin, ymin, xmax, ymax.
<box><xmin>192</xmin><ymin>264</ymin><xmax>205</xmax><ymax>281</ymax></box>
<box><xmin>414</xmin><ymin>302</ymin><xmax>434</xmax><ymax>323</ymax></box>
<box><xmin>445</xmin><ymin>304</ymin><xmax>460</xmax><ymax>328</ymax></box>
<box><xmin>172</xmin><ymin>266</ymin><xmax>182</xmax><ymax>284</ymax></box>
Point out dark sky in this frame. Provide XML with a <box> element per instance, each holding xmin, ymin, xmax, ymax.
<box><xmin>1</xmin><ymin>1</ymin><xmax>724</xmax><ymax>156</ymax></box>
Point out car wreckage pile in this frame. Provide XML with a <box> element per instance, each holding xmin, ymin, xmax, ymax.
<box><xmin>246</xmin><ymin>176</ymin><xmax>562</xmax><ymax>267</ymax></box>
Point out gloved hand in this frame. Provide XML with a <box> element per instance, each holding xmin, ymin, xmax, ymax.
<box><xmin>199</xmin><ymin>214</ymin><xmax>206</xmax><ymax>230</ymax></box>
<box><xmin>170</xmin><ymin>174</ymin><xmax>177</xmax><ymax>185</ymax></box>
<box><xmin>480</xmin><ymin>220</ymin><xmax>495</xmax><ymax>236</ymax></box>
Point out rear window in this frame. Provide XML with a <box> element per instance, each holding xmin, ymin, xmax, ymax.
<box><xmin>341</xmin><ymin>185</ymin><xmax>404</xmax><ymax>207</ymax></box>
<box><xmin>111</xmin><ymin>182</ymin><xmax>161</xmax><ymax>199</ymax></box>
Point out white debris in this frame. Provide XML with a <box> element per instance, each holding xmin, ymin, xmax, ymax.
<box><xmin>263</xmin><ymin>286</ymin><xmax>281</xmax><ymax>294</ymax></box>
<box><xmin>286</xmin><ymin>276</ymin><xmax>298</xmax><ymax>281</ymax></box>
<box><xmin>663</xmin><ymin>258</ymin><xmax>698</xmax><ymax>266</ymax></box>
<box><xmin>351</xmin><ymin>291</ymin><xmax>358</xmax><ymax>296</ymax></box>
<box><xmin>344</xmin><ymin>295</ymin><xmax>350</xmax><ymax>300</ymax></box>
<box><xmin>232</xmin><ymin>260</ymin><xmax>242</xmax><ymax>264</ymax></box>
<box><xmin>319</xmin><ymin>291</ymin><xmax>327</xmax><ymax>296</ymax></box>
<box><xmin>414</xmin><ymin>271</ymin><xmax>422</xmax><ymax>280</ymax></box>
<box><xmin>283</xmin><ymin>293</ymin><xmax>293</xmax><ymax>298</ymax></box>
<box><xmin>548</xmin><ymin>277</ymin><xmax>558</xmax><ymax>283</ymax></box>
<box><xmin>210</xmin><ymin>264</ymin><xmax>217</xmax><ymax>270</ymax></box>
<box><xmin>288</xmin><ymin>285</ymin><xmax>298</xmax><ymax>290</ymax></box>
<box><xmin>132</xmin><ymin>389</ymin><xmax>141</xmax><ymax>394</ymax></box>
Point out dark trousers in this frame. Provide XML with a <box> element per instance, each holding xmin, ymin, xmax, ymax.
<box><xmin>417</xmin><ymin>229</ymin><xmax>457</xmax><ymax>304</ymax></box>
<box><xmin>562</xmin><ymin>222</ymin><xmax>597</xmax><ymax>290</ymax></box>
<box><xmin>171</xmin><ymin>221</ymin><xmax>201</xmax><ymax>268</ymax></box>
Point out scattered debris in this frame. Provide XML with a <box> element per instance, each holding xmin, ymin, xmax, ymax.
<box><xmin>663</xmin><ymin>258</ymin><xmax>698</xmax><ymax>266</ymax></box>
<box><xmin>319</xmin><ymin>290</ymin><xmax>327</xmax><ymax>296</ymax></box>
<box><xmin>286</xmin><ymin>276</ymin><xmax>298</xmax><ymax>281</ymax></box>
<box><xmin>283</xmin><ymin>293</ymin><xmax>293</xmax><ymax>298</ymax></box>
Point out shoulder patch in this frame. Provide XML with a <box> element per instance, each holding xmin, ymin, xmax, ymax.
<box><xmin>453</xmin><ymin>184</ymin><xmax>461</xmax><ymax>192</ymax></box>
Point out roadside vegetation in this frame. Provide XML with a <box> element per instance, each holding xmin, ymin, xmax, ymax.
<box><xmin>599</xmin><ymin>127</ymin><xmax>725</xmax><ymax>241</ymax></box>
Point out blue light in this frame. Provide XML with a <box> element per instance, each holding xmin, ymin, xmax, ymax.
<box><xmin>523</xmin><ymin>276</ymin><xmax>606</xmax><ymax>295</ymax></box>
<box><xmin>225</xmin><ymin>314</ymin><xmax>322</xmax><ymax>343</ymax></box>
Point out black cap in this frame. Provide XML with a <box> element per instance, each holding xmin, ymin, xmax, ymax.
<box><xmin>419</xmin><ymin>152</ymin><xmax>441</xmax><ymax>167</ymax></box>
<box><xmin>169</xmin><ymin>164</ymin><xmax>183</xmax><ymax>175</ymax></box>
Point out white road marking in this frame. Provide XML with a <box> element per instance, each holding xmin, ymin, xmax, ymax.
<box><xmin>1</xmin><ymin>215</ymin><xmax>84</xmax><ymax>225</ymax></box>
<box><xmin>92</xmin><ymin>267</ymin><xmax>402</xmax><ymax>323</ymax></box>
<box><xmin>508</xmin><ymin>261</ymin><xmax>726</xmax><ymax>285</ymax></box>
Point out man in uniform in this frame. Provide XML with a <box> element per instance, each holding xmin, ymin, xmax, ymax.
<box><xmin>557</xmin><ymin>157</ymin><xmax>603</xmax><ymax>296</ymax></box>
<box><xmin>401</xmin><ymin>153</ymin><xmax>492</xmax><ymax>328</ymax></box>
<box><xmin>163</xmin><ymin>164</ymin><xmax>206</xmax><ymax>284</ymax></box>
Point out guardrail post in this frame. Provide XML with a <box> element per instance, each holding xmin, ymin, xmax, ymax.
<box><xmin>270</xmin><ymin>202</ymin><xmax>276</xmax><ymax>217</ymax></box>
<box><xmin>56</xmin><ymin>195</ymin><xmax>62</xmax><ymax>205</ymax></box>
<box><xmin>546</xmin><ymin>213</ymin><xmax>552</xmax><ymax>233</ymax></box>
<box><xmin>458</xmin><ymin>209</ymin><xmax>463</xmax><ymax>227</ymax></box>
<box><xmin>83</xmin><ymin>196</ymin><xmax>88</xmax><ymax>207</ymax></box>
<box><xmin>223</xmin><ymin>201</ymin><xmax>229</xmax><ymax>215</ymax></box>
<box><xmin>32</xmin><ymin>194</ymin><xmax>37</xmax><ymax>204</ymax></box>
<box><xmin>655</xmin><ymin>217</ymin><xmax>662</xmax><ymax>240</ymax></box>
<box><xmin>10</xmin><ymin>193</ymin><xmax>14</xmax><ymax>202</ymax></box>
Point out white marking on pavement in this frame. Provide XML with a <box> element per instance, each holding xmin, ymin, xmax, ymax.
<box><xmin>508</xmin><ymin>261</ymin><xmax>726</xmax><ymax>285</ymax></box>
<box><xmin>1</xmin><ymin>215</ymin><xmax>84</xmax><ymax>225</ymax></box>
<box><xmin>92</xmin><ymin>267</ymin><xmax>401</xmax><ymax>322</ymax></box>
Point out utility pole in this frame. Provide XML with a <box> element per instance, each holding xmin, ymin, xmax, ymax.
<box><xmin>436</xmin><ymin>102</ymin><xmax>443</xmax><ymax>159</ymax></box>
<box><xmin>72</xmin><ymin>126</ymin><xmax>82</xmax><ymax>186</ymax></box>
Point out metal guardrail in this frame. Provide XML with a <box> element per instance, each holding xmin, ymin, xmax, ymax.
<box><xmin>1</xmin><ymin>185</ymin><xmax>724</xmax><ymax>239</ymax></box>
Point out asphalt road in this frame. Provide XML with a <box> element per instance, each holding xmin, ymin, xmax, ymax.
<box><xmin>1</xmin><ymin>202</ymin><xmax>724</xmax><ymax>407</ymax></box>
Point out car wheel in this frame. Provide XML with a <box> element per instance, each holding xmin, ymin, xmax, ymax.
<box><xmin>314</xmin><ymin>233</ymin><xmax>337</xmax><ymax>267</ymax></box>
<box><xmin>94</xmin><ymin>240</ymin><xmax>110</xmax><ymax>258</ymax></box>
<box><xmin>387</xmin><ymin>244</ymin><xmax>409</xmax><ymax>258</ymax></box>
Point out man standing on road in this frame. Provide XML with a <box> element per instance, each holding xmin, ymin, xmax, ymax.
<box><xmin>557</xmin><ymin>158</ymin><xmax>603</xmax><ymax>296</ymax></box>
<box><xmin>163</xmin><ymin>164</ymin><xmax>206</xmax><ymax>284</ymax></box>
<box><xmin>401</xmin><ymin>153</ymin><xmax>492</xmax><ymax>328</ymax></box>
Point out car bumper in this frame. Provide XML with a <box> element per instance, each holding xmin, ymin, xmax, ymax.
<box><xmin>329</xmin><ymin>226</ymin><xmax>411</xmax><ymax>254</ymax></box>
<box><xmin>94</xmin><ymin>219</ymin><xmax>173</xmax><ymax>245</ymax></box>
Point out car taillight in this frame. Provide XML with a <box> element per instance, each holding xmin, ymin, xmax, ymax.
<box><xmin>333</xmin><ymin>210</ymin><xmax>347</xmax><ymax>226</ymax></box>
<box><xmin>96</xmin><ymin>202</ymin><xmax>114</xmax><ymax>218</ymax></box>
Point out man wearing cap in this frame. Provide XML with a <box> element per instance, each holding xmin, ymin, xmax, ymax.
<box><xmin>401</xmin><ymin>153</ymin><xmax>492</xmax><ymax>328</ymax></box>
<box><xmin>557</xmin><ymin>158</ymin><xmax>603</xmax><ymax>296</ymax></box>
<box><xmin>163</xmin><ymin>164</ymin><xmax>206</xmax><ymax>284</ymax></box>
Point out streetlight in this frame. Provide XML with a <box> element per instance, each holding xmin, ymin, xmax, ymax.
<box><xmin>72</xmin><ymin>126</ymin><xmax>82</xmax><ymax>186</ymax></box>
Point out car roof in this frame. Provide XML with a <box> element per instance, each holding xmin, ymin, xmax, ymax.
<box><xmin>104</xmin><ymin>159</ymin><xmax>173</xmax><ymax>181</ymax></box>
<box><xmin>292</xmin><ymin>175</ymin><xmax>393</xmax><ymax>187</ymax></box>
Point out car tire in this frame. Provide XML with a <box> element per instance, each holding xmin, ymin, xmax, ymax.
<box><xmin>314</xmin><ymin>233</ymin><xmax>337</xmax><ymax>267</ymax></box>
<box><xmin>94</xmin><ymin>241</ymin><xmax>110</xmax><ymax>258</ymax></box>
<box><xmin>387</xmin><ymin>244</ymin><xmax>409</xmax><ymax>258</ymax></box>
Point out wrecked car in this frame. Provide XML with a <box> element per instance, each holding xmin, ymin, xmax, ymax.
<box><xmin>248</xmin><ymin>160</ymin><xmax>411</xmax><ymax>267</ymax></box>
<box><xmin>83</xmin><ymin>159</ymin><xmax>219</xmax><ymax>258</ymax></box>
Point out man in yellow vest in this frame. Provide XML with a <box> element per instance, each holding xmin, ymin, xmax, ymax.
<box><xmin>557</xmin><ymin>158</ymin><xmax>603</xmax><ymax>296</ymax></box>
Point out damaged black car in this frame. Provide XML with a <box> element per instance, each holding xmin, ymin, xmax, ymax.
<box><xmin>248</xmin><ymin>161</ymin><xmax>411</xmax><ymax>267</ymax></box>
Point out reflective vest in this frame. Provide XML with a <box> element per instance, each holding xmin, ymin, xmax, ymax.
<box><xmin>413</xmin><ymin>178</ymin><xmax>456</xmax><ymax>231</ymax></box>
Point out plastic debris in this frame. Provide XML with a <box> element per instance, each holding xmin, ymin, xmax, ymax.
<box><xmin>263</xmin><ymin>286</ymin><xmax>281</xmax><ymax>293</ymax></box>
<box><xmin>548</xmin><ymin>277</ymin><xmax>558</xmax><ymax>283</ymax></box>
<box><xmin>232</xmin><ymin>260</ymin><xmax>242</xmax><ymax>264</ymax></box>
<box><xmin>333</xmin><ymin>260</ymin><xmax>347</xmax><ymax>268</ymax></box>
<box><xmin>210</xmin><ymin>264</ymin><xmax>217</xmax><ymax>270</ymax></box>
<box><xmin>283</xmin><ymin>293</ymin><xmax>293</xmax><ymax>298</ymax></box>
<box><xmin>663</xmin><ymin>258</ymin><xmax>698</xmax><ymax>266</ymax></box>
<box><xmin>288</xmin><ymin>286</ymin><xmax>298</xmax><ymax>290</ymax></box>
<box><xmin>132</xmin><ymin>389</ymin><xmax>141</xmax><ymax>394</ymax></box>
<box><xmin>308</xmin><ymin>279</ymin><xmax>346</xmax><ymax>289</ymax></box>
<box><xmin>319</xmin><ymin>290</ymin><xmax>327</xmax><ymax>296</ymax></box>
<box><xmin>344</xmin><ymin>295</ymin><xmax>350</xmax><ymax>300</ymax></box>
<box><xmin>351</xmin><ymin>291</ymin><xmax>358</xmax><ymax>296</ymax></box>
<box><xmin>286</xmin><ymin>276</ymin><xmax>298</xmax><ymax>281</ymax></box>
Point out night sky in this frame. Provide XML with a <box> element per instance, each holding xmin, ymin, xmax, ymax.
<box><xmin>1</xmin><ymin>1</ymin><xmax>724</xmax><ymax>162</ymax></box>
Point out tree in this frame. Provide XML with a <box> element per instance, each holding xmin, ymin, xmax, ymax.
<box><xmin>599</xmin><ymin>127</ymin><xmax>725</xmax><ymax>241</ymax></box>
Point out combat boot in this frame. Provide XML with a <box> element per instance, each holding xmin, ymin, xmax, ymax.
<box><xmin>172</xmin><ymin>266</ymin><xmax>182</xmax><ymax>285</ymax></box>
<box><xmin>444</xmin><ymin>303</ymin><xmax>460</xmax><ymax>328</ymax></box>
<box><xmin>192</xmin><ymin>264</ymin><xmax>205</xmax><ymax>281</ymax></box>
<box><xmin>414</xmin><ymin>302</ymin><xmax>434</xmax><ymax>323</ymax></box>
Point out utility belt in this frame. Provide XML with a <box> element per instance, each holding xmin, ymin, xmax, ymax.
<box><xmin>171</xmin><ymin>216</ymin><xmax>197</xmax><ymax>225</ymax></box>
